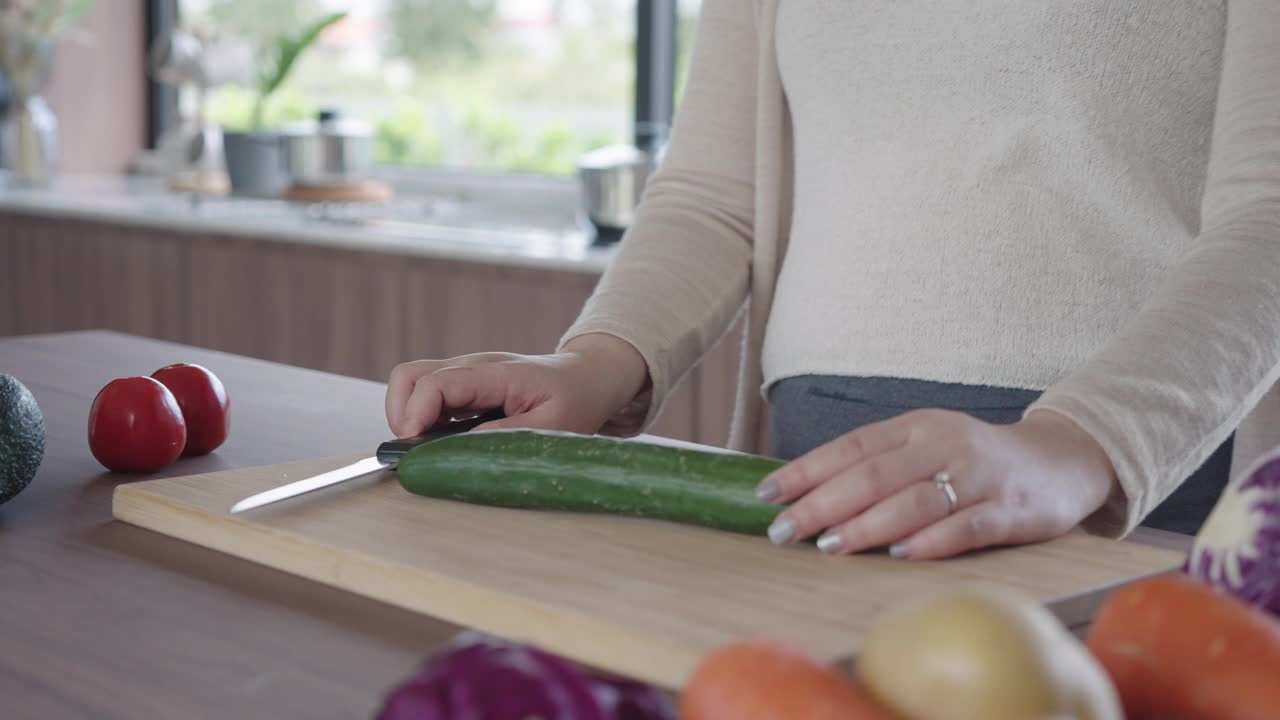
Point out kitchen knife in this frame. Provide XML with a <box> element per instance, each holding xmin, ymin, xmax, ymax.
<box><xmin>228</xmin><ymin>409</ymin><xmax>505</xmax><ymax>514</ymax></box>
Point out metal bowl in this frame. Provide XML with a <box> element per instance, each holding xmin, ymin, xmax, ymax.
<box><xmin>281</xmin><ymin>110</ymin><xmax>373</xmax><ymax>187</ymax></box>
<box><xmin>577</xmin><ymin>144</ymin><xmax>657</xmax><ymax>243</ymax></box>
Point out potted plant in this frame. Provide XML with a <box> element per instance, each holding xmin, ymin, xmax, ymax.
<box><xmin>0</xmin><ymin>0</ymin><xmax>92</xmax><ymax>187</ymax></box>
<box><xmin>220</xmin><ymin>10</ymin><xmax>345</xmax><ymax>197</ymax></box>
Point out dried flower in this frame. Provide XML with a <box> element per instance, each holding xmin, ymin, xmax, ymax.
<box><xmin>0</xmin><ymin>0</ymin><xmax>92</xmax><ymax>97</ymax></box>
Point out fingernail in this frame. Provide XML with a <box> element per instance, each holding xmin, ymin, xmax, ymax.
<box><xmin>755</xmin><ymin>478</ymin><xmax>781</xmax><ymax>502</ymax></box>
<box><xmin>767</xmin><ymin>517</ymin><xmax>795</xmax><ymax>544</ymax></box>
<box><xmin>816</xmin><ymin>532</ymin><xmax>843</xmax><ymax>554</ymax></box>
<box><xmin>888</xmin><ymin>543</ymin><xmax>911</xmax><ymax>560</ymax></box>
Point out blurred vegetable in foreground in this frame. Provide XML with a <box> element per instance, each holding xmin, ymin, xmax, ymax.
<box><xmin>375</xmin><ymin>633</ymin><xmax>673</xmax><ymax>720</ymax></box>
<box><xmin>680</xmin><ymin>638</ymin><xmax>898</xmax><ymax>720</ymax></box>
<box><xmin>1087</xmin><ymin>574</ymin><xmax>1280</xmax><ymax>720</ymax></box>
<box><xmin>857</xmin><ymin>585</ymin><xmax>1120</xmax><ymax>720</ymax></box>
<box><xmin>1185</xmin><ymin>448</ymin><xmax>1280</xmax><ymax>617</ymax></box>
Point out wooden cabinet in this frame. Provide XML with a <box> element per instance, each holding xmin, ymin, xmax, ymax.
<box><xmin>0</xmin><ymin>214</ymin><xmax>184</xmax><ymax>341</ymax></box>
<box><xmin>0</xmin><ymin>211</ymin><xmax>741</xmax><ymax>446</ymax></box>
<box><xmin>184</xmin><ymin>236</ymin><xmax>412</xmax><ymax>382</ymax></box>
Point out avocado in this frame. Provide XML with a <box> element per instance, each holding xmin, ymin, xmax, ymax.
<box><xmin>0</xmin><ymin>373</ymin><xmax>45</xmax><ymax>505</ymax></box>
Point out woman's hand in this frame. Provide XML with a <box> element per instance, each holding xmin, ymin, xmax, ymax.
<box><xmin>756</xmin><ymin>409</ymin><xmax>1119</xmax><ymax>559</ymax></box>
<box><xmin>384</xmin><ymin>333</ymin><xmax>649</xmax><ymax>438</ymax></box>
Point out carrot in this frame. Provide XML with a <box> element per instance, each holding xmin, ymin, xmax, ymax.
<box><xmin>1086</xmin><ymin>574</ymin><xmax>1280</xmax><ymax>720</ymax></box>
<box><xmin>680</xmin><ymin>639</ymin><xmax>900</xmax><ymax>720</ymax></box>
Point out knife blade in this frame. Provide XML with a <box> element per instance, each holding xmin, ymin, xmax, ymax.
<box><xmin>228</xmin><ymin>408</ymin><xmax>504</xmax><ymax>514</ymax></box>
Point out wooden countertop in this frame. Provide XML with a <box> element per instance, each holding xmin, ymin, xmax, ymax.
<box><xmin>1</xmin><ymin>330</ymin><xmax>458</xmax><ymax>719</ymax></box>
<box><xmin>0</xmin><ymin>330</ymin><xmax>1192</xmax><ymax>717</ymax></box>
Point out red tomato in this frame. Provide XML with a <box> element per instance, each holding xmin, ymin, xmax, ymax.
<box><xmin>88</xmin><ymin>377</ymin><xmax>187</xmax><ymax>473</ymax></box>
<box><xmin>151</xmin><ymin>363</ymin><xmax>230</xmax><ymax>456</ymax></box>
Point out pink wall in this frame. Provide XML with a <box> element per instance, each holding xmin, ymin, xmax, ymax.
<box><xmin>45</xmin><ymin>1</ymin><xmax>147</xmax><ymax>174</ymax></box>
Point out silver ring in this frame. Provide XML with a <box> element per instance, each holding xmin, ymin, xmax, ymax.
<box><xmin>934</xmin><ymin>471</ymin><xmax>958</xmax><ymax>515</ymax></box>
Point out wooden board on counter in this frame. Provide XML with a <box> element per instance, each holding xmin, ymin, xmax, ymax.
<box><xmin>113</xmin><ymin>449</ymin><xmax>1185</xmax><ymax>689</ymax></box>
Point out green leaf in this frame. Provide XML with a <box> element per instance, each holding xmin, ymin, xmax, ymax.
<box><xmin>251</xmin><ymin>10</ymin><xmax>346</xmax><ymax>129</ymax></box>
<box><xmin>265</xmin><ymin>11</ymin><xmax>346</xmax><ymax>96</ymax></box>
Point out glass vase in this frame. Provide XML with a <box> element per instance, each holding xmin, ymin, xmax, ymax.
<box><xmin>1</xmin><ymin>94</ymin><xmax>58</xmax><ymax>186</ymax></box>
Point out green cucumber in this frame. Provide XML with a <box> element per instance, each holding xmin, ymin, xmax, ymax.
<box><xmin>396</xmin><ymin>430</ymin><xmax>786</xmax><ymax>535</ymax></box>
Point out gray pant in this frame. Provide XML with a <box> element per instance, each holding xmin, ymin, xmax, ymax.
<box><xmin>769</xmin><ymin>375</ymin><xmax>1231</xmax><ymax>535</ymax></box>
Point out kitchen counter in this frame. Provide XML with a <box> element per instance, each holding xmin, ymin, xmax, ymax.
<box><xmin>0</xmin><ymin>331</ymin><xmax>1193</xmax><ymax>716</ymax></box>
<box><xmin>0</xmin><ymin>177</ymin><xmax>744</xmax><ymax>447</ymax></box>
<box><xmin>0</xmin><ymin>173</ymin><xmax>615</xmax><ymax>274</ymax></box>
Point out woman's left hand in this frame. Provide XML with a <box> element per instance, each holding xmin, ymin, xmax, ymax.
<box><xmin>755</xmin><ymin>409</ymin><xmax>1119</xmax><ymax>559</ymax></box>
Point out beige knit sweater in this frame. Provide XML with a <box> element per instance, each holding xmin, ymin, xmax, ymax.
<box><xmin>560</xmin><ymin>0</ymin><xmax>1280</xmax><ymax>537</ymax></box>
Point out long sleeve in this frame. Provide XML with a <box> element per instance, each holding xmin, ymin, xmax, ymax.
<box><xmin>1029</xmin><ymin>0</ymin><xmax>1280</xmax><ymax>537</ymax></box>
<box><xmin>559</xmin><ymin>0</ymin><xmax>759</xmax><ymax>435</ymax></box>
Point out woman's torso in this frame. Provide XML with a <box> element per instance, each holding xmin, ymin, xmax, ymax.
<box><xmin>761</xmin><ymin>0</ymin><xmax>1227</xmax><ymax>392</ymax></box>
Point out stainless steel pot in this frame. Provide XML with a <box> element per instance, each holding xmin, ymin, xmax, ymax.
<box><xmin>281</xmin><ymin>110</ymin><xmax>373</xmax><ymax>186</ymax></box>
<box><xmin>577</xmin><ymin>143</ymin><xmax>659</xmax><ymax>244</ymax></box>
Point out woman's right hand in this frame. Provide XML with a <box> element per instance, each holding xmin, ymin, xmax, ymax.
<box><xmin>384</xmin><ymin>333</ymin><xmax>650</xmax><ymax>438</ymax></box>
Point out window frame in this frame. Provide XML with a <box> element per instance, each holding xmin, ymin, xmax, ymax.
<box><xmin>145</xmin><ymin>0</ymin><xmax>180</xmax><ymax>149</ymax></box>
<box><xmin>145</xmin><ymin>0</ymin><xmax>680</xmax><ymax>171</ymax></box>
<box><xmin>635</xmin><ymin>0</ymin><xmax>677</xmax><ymax>150</ymax></box>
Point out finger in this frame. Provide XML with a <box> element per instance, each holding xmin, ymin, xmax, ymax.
<box><xmin>398</xmin><ymin>365</ymin><xmax>511</xmax><ymax>438</ymax></box>
<box><xmin>768</xmin><ymin>446</ymin><xmax>942</xmax><ymax>544</ymax></box>
<box><xmin>432</xmin><ymin>365</ymin><xmax>519</xmax><ymax>415</ymax></box>
<box><xmin>472</xmin><ymin>405</ymin><xmax>567</xmax><ymax>433</ymax></box>
<box><xmin>818</xmin><ymin>468</ymin><xmax>983</xmax><ymax>555</ymax></box>
<box><xmin>386</xmin><ymin>360</ymin><xmax>444</xmax><ymax>434</ymax></box>
<box><xmin>891</xmin><ymin>501</ymin><xmax>1015</xmax><ymax>560</ymax></box>
<box><xmin>757</xmin><ymin>414</ymin><xmax>914</xmax><ymax>504</ymax></box>
<box><xmin>397</xmin><ymin>373</ymin><xmax>447</xmax><ymax>438</ymax></box>
<box><xmin>386</xmin><ymin>355</ymin><xmax>517</xmax><ymax>433</ymax></box>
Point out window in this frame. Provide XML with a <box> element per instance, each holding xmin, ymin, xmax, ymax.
<box><xmin>166</xmin><ymin>0</ymin><xmax>695</xmax><ymax>178</ymax></box>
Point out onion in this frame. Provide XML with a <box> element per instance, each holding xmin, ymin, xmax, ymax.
<box><xmin>376</xmin><ymin>632</ymin><xmax>674</xmax><ymax>720</ymax></box>
<box><xmin>1184</xmin><ymin>450</ymin><xmax>1280</xmax><ymax>617</ymax></box>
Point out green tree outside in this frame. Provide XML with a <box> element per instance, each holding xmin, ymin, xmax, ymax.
<box><xmin>200</xmin><ymin>0</ymin><xmax>323</xmax><ymax>48</ymax></box>
<box><xmin>197</xmin><ymin>1</ymin><xmax>701</xmax><ymax>176</ymax></box>
<box><xmin>385</xmin><ymin>0</ymin><xmax>499</xmax><ymax>67</ymax></box>
<box><xmin>373</xmin><ymin>100</ymin><xmax>445</xmax><ymax>165</ymax></box>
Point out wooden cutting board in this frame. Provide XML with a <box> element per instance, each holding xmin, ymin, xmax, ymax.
<box><xmin>112</xmin><ymin>444</ymin><xmax>1185</xmax><ymax>688</ymax></box>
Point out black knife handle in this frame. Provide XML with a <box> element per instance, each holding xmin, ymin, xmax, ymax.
<box><xmin>376</xmin><ymin>408</ymin><xmax>506</xmax><ymax>465</ymax></box>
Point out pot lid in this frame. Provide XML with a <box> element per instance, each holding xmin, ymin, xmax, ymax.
<box><xmin>282</xmin><ymin>109</ymin><xmax>372</xmax><ymax>139</ymax></box>
<box><xmin>577</xmin><ymin>143</ymin><xmax>651</xmax><ymax>171</ymax></box>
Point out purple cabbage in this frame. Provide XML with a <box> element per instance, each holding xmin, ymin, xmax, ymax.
<box><xmin>375</xmin><ymin>632</ymin><xmax>675</xmax><ymax>720</ymax></box>
<box><xmin>1184</xmin><ymin>452</ymin><xmax>1280</xmax><ymax>617</ymax></box>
